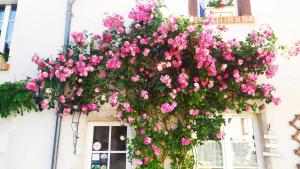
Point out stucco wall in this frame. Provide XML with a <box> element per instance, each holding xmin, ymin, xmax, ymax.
<box><xmin>0</xmin><ymin>0</ymin><xmax>66</xmax><ymax>169</ymax></box>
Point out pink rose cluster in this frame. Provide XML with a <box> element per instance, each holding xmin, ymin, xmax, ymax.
<box><xmin>103</xmin><ymin>13</ymin><xmax>124</xmax><ymax>31</ymax></box>
<box><xmin>128</xmin><ymin>2</ymin><xmax>154</xmax><ymax>23</ymax></box>
<box><xmin>288</xmin><ymin>40</ymin><xmax>300</xmax><ymax>57</ymax></box>
<box><xmin>26</xmin><ymin>2</ymin><xmax>283</xmax><ymax>167</ymax></box>
<box><xmin>160</xmin><ymin>101</ymin><xmax>177</xmax><ymax>113</ymax></box>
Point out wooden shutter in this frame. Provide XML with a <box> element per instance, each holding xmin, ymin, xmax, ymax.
<box><xmin>188</xmin><ymin>0</ymin><xmax>198</xmax><ymax>17</ymax></box>
<box><xmin>237</xmin><ymin>0</ymin><xmax>252</xmax><ymax>16</ymax></box>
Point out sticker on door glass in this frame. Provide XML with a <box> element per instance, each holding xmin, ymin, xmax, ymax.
<box><xmin>93</xmin><ymin>142</ymin><xmax>102</xmax><ymax>151</ymax></box>
<box><xmin>92</xmin><ymin>153</ymin><xmax>100</xmax><ymax>160</ymax></box>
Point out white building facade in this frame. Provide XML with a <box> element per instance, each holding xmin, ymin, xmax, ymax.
<box><xmin>0</xmin><ymin>0</ymin><xmax>300</xmax><ymax>169</ymax></box>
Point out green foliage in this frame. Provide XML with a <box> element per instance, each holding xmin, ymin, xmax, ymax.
<box><xmin>207</xmin><ymin>0</ymin><xmax>234</xmax><ymax>8</ymax></box>
<box><xmin>0</xmin><ymin>80</ymin><xmax>38</xmax><ymax>118</ymax></box>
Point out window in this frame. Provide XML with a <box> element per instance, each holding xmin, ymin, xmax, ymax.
<box><xmin>195</xmin><ymin>115</ymin><xmax>264</xmax><ymax>169</ymax></box>
<box><xmin>189</xmin><ymin>0</ymin><xmax>252</xmax><ymax>19</ymax></box>
<box><xmin>85</xmin><ymin>122</ymin><xmax>131</xmax><ymax>169</ymax></box>
<box><xmin>0</xmin><ymin>4</ymin><xmax>17</xmax><ymax>56</ymax></box>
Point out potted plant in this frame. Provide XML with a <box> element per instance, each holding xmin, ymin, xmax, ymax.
<box><xmin>205</xmin><ymin>0</ymin><xmax>238</xmax><ymax>17</ymax></box>
<box><xmin>0</xmin><ymin>52</ymin><xmax>10</xmax><ymax>70</ymax></box>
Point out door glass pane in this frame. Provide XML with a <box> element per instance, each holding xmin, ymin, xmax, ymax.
<box><xmin>196</xmin><ymin>141</ymin><xmax>223</xmax><ymax>167</ymax></box>
<box><xmin>93</xmin><ymin>126</ymin><xmax>109</xmax><ymax>151</ymax></box>
<box><xmin>231</xmin><ymin>141</ymin><xmax>258</xmax><ymax>167</ymax></box>
<box><xmin>226</xmin><ymin>117</ymin><xmax>258</xmax><ymax>167</ymax></box>
<box><xmin>91</xmin><ymin>153</ymin><xmax>108</xmax><ymax>169</ymax></box>
<box><xmin>110</xmin><ymin>153</ymin><xmax>126</xmax><ymax>169</ymax></box>
<box><xmin>111</xmin><ymin>126</ymin><xmax>127</xmax><ymax>151</ymax></box>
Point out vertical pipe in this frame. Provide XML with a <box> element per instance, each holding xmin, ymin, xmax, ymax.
<box><xmin>51</xmin><ymin>0</ymin><xmax>73</xmax><ymax>169</ymax></box>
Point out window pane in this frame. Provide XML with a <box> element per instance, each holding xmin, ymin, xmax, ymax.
<box><xmin>4</xmin><ymin>5</ymin><xmax>17</xmax><ymax>55</ymax></box>
<box><xmin>91</xmin><ymin>153</ymin><xmax>108</xmax><ymax>169</ymax></box>
<box><xmin>9</xmin><ymin>5</ymin><xmax>17</xmax><ymax>21</ymax></box>
<box><xmin>196</xmin><ymin>142</ymin><xmax>223</xmax><ymax>167</ymax></box>
<box><xmin>226</xmin><ymin>117</ymin><xmax>258</xmax><ymax>167</ymax></box>
<box><xmin>231</xmin><ymin>141</ymin><xmax>258</xmax><ymax>167</ymax></box>
<box><xmin>93</xmin><ymin>126</ymin><xmax>109</xmax><ymax>151</ymax></box>
<box><xmin>0</xmin><ymin>6</ymin><xmax>4</xmax><ymax>34</ymax></box>
<box><xmin>0</xmin><ymin>6</ymin><xmax>4</xmax><ymax>21</ymax></box>
<box><xmin>110</xmin><ymin>153</ymin><xmax>126</xmax><ymax>169</ymax></box>
<box><xmin>111</xmin><ymin>126</ymin><xmax>127</xmax><ymax>151</ymax></box>
<box><xmin>5</xmin><ymin>21</ymin><xmax>14</xmax><ymax>42</ymax></box>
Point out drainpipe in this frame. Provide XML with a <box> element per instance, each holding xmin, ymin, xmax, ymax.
<box><xmin>51</xmin><ymin>0</ymin><xmax>73</xmax><ymax>169</ymax></box>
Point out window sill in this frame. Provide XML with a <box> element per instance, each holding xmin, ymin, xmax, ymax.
<box><xmin>0</xmin><ymin>63</ymin><xmax>10</xmax><ymax>71</ymax></box>
<box><xmin>213</xmin><ymin>16</ymin><xmax>255</xmax><ymax>24</ymax></box>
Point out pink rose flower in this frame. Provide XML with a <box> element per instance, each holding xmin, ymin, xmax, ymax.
<box><xmin>76</xmin><ymin>87</ymin><xmax>83</xmax><ymax>96</ymax></box>
<box><xmin>41</xmin><ymin>99</ymin><xmax>49</xmax><ymax>109</ymax></box>
<box><xmin>160</xmin><ymin>101</ymin><xmax>177</xmax><ymax>113</ymax></box>
<box><xmin>109</xmin><ymin>92</ymin><xmax>119</xmax><ymax>107</ymax></box>
<box><xmin>87</xmin><ymin>103</ymin><xmax>99</xmax><ymax>111</ymax></box>
<box><xmin>128</xmin><ymin>117</ymin><xmax>134</xmax><ymax>123</ymax></box>
<box><xmin>26</xmin><ymin>81</ymin><xmax>39</xmax><ymax>92</ymax></box>
<box><xmin>131</xmin><ymin>75</ymin><xmax>140</xmax><ymax>82</ymax></box>
<box><xmin>142</xmin><ymin>113</ymin><xmax>148</xmax><ymax>119</ymax></box>
<box><xmin>95</xmin><ymin>87</ymin><xmax>101</xmax><ymax>93</ymax></box>
<box><xmin>62</xmin><ymin>108</ymin><xmax>71</xmax><ymax>115</ymax></box>
<box><xmin>178</xmin><ymin>72</ymin><xmax>189</xmax><ymax>89</ymax></box>
<box><xmin>103</xmin><ymin>13</ymin><xmax>124</xmax><ymax>30</ymax></box>
<box><xmin>151</xmin><ymin>145</ymin><xmax>161</xmax><ymax>155</ymax></box>
<box><xmin>59</xmin><ymin>95</ymin><xmax>66</xmax><ymax>103</ymax></box>
<box><xmin>140</xmin><ymin>90</ymin><xmax>149</xmax><ymax>100</ymax></box>
<box><xmin>140</xmin><ymin>129</ymin><xmax>145</xmax><ymax>135</ymax></box>
<box><xmin>261</xmin><ymin>84</ymin><xmax>273</xmax><ymax>96</ymax></box>
<box><xmin>58</xmin><ymin>54</ymin><xmax>66</xmax><ymax>62</ymax></box>
<box><xmin>124</xmin><ymin>103</ymin><xmax>133</xmax><ymax>112</ymax></box>
<box><xmin>216</xmin><ymin>132</ymin><xmax>222</xmax><ymax>139</ymax></box>
<box><xmin>71</xmin><ymin>32</ymin><xmax>87</xmax><ymax>46</ymax></box>
<box><xmin>135</xmin><ymin>159</ymin><xmax>143</xmax><ymax>166</ymax></box>
<box><xmin>271</xmin><ymin>96</ymin><xmax>281</xmax><ymax>105</ymax></box>
<box><xmin>160</xmin><ymin>75</ymin><xmax>172</xmax><ymax>88</ymax></box>
<box><xmin>106</xmin><ymin>57</ymin><xmax>121</xmax><ymax>70</ymax></box>
<box><xmin>144</xmin><ymin>137</ymin><xmax>152</xmax><ymax>145</ymax></box>
<box><xmin>81</xmin><ymin>105</ymin><xmax>88</xmax><ymax>113</ymax></box>
<box><xmin>266</xmin><ymin>65</ymin><xmax>278</xmax><ymax>78</ymax></box>
<box><xmin>181</xmin><ymin>138</ymin><xmax>191</xmax><ymax>146</ymax></box>
<box><xmin>189</xmin><ymin>109</ymin><xmax>199</xmax><ymax>116</ymax></box>
<box><xmin>99</xmin><ymin>71</ymin><xmax>107</xmax><ymax>78</ymax></box>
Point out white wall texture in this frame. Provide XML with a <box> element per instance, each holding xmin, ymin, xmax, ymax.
<box><xmin>0</xmin><ymin>0</ymin><xmax>300</xmax><ymax>169</ymax></box>
<box><xmin>0</xmin><ymin>0</ymin><xmax>66</xmax><ymax>169</ymax></box>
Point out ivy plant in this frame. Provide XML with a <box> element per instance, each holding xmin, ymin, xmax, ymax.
<box><xmin>0</xmin><ymin>80</ymin><xmax>38</xmax><ymax>118</ymax></box>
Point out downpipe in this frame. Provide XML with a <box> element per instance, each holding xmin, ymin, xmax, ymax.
<box><xmin>50</xmin><ymin>0</ymin><xmax>73</xmax><ymax>169</ymax></box>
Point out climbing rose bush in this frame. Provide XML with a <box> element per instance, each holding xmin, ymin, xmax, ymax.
<box><xmin>27</xmin><ymin>2</ymin><xmax>280</xmax><ymax>168</ymax></box>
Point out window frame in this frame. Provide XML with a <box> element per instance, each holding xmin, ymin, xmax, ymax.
<box><xmin>195</xmin><ymin>114</ymin><xmax>264</xmax><ymax>169</ymax></box>
<box><xmin>0</xmin><ymin>3</ymin><xmax>16</xmax><ymax>55</ymax></box>
<box><xmin>189</xmin><ymin>0</ymin><xmax>252</xmax><ymax>17</ymax></box>
<box><xmin>84</xmin><ymin>121</ymin><xmax>132</xmax><ymax>169</ymax></box>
